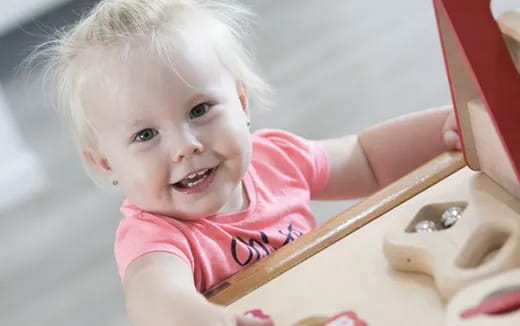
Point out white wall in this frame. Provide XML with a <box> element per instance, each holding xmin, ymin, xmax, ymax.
<box><xmin>492</xmin><ymin>0</ymin><xmax>520</xmax><ymax>17</ymax></box>
<box><xmin>0</xmin><ymin>0</ymin><xmax>71</xmax><ymax>36</ymax></box>
<box><xmin>0</xmin><ymin>84</ymin><xmax>45</xmax><ymax>211</ymax></box>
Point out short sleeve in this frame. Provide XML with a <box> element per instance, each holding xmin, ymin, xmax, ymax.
<box><xmin>114</xmin><ymin>206</ymin><xmax>194</xmax><ymax>280</ymax></box>
<box><xmin>253</xmin><ymin>129</ymin><xmax>329</xmax><ymax>198</ymax></box>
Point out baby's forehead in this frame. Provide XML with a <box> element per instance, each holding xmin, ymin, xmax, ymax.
<box><xmin>78</xmin><ymin>33</ymin><xmax>235</xmax><ymax>121</ymax></box>
<box><xmin>83</xmin><ymin>30</ymin><xmax>226</xmax><ymax>86</ymax></box>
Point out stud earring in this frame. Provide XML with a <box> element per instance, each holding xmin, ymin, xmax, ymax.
<box><xmin>112</xmin><ymin>180</ymin><xmax>119</xmax><ymax>186</ymax></box>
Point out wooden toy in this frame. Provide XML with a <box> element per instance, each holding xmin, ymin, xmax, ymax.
<box><xmin>383</xmin><ymin>186</ymin><xmax>520</xmax><ymax>301</ymax></box>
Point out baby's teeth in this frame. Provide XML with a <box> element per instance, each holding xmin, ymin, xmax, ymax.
<box><xmin>186</xmin><ymin>174</ymin><xmax>208</xmax><ymax>187</ymax></box>
<box><xmin>186</xmin><ymin>169</ymin><xmax>208</xmax><ymax>180</ymax></box>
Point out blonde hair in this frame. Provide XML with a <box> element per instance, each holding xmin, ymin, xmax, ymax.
<box><xmin>26</xmin><ymin>0</ymin><xmax>271</xmax><ymax>185</ymax></box>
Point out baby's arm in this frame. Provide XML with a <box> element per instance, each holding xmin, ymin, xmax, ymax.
<box><xmin>358</xmin><ymin>106</ymin><xmax>454</xmax><ymax>187</ymax></box>
<box><xmin>315</xmin><ymin>106</ymin><xmax>456</xmax><ymax>200</ymax></box>
<box><xmin>123</xmin><ymin>252</ymin><xmax>271</xmax><ymax>326</ymax></box>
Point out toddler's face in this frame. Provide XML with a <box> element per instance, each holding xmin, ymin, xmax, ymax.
<box><xmin>83</xmin><ymin>36</ymin><xmax>252</xmax><ymax>220</ymax></box>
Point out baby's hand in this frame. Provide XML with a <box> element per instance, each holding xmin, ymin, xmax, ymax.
<box><xmin>442</xmin><ymin>110</ymin><xmax>462</xmax><ymax>151</ymax></box>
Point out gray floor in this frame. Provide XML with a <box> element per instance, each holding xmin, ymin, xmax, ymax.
<box><xmin>0</xmin><ymin>1</ymin><xmax>516</xmax><ymax>325</ymax></box>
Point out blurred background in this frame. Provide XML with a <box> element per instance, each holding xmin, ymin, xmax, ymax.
<box><xmin>0</xmin><ymin>0</ymin><xmax>517</xmax><ymax>325</ymax></box>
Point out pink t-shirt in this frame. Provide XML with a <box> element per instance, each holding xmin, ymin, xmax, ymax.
<box><xmin>114</xmin><ymin>129</ymin><xmax>329</xmax><ymax>292</ymax></box>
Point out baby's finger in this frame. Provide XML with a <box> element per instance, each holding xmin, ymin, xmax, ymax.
<box><xmin>442</xmin><ymin>111</ymin><xmax>459</xmax><ymax>133</ymax></box>
<box><xmin>443</xmin><ymin>129</ymin><xmax>461</xmax><ymax>150</ymax></box>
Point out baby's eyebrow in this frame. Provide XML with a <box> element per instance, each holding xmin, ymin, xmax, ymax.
<box><xmin>127</xmin><ymin>118</ymin><xmax>150</xmax><ymax>129</ymax></box>
<box><xmin>184</xmin><ymin>92</ymin><xmax>209</xmax><ymax>106</ymax></box>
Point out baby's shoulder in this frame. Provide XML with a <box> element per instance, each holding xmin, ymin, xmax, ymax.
<box><xmin>251</xmin><ymin>128</ymin><xmax>322</xmax><ymax>165</ymax></box>
<box><xmin>251</xmin><ymin>128</ymin><xmax>308</xmax><ymax>157</ymax></box>
<box><xmin>252</xmin><ymin>128</ymin><xmax>300</xmax><ymax>145</ymax></box>
<box><xmin>251</xmin><ymin>128</ymin><xmax>300</xmax><ymax>164</ymax></box>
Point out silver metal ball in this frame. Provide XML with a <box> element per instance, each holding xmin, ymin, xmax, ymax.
<box><xmin>441</xmin><ymin>206</ymin><xmax>463</xmax><ymax>228</ymax></box>
<box><xmin>414</xmin><ymin>220</ymin><xmax>437</xmax><ymax>233</ymax></box>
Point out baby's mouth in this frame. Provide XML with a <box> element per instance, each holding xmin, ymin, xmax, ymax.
<box><xmin>173</xmin><ymin>168</ymin><xmax>214</xmax><ymax>189</ymax></box>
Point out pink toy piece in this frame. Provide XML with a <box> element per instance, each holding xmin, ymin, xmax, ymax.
<box><xmin>244</xmin><ymin>308</ymin><xmax>272</xmax><ymax>320</ymax></box>
<box><xmin>460</xmin><ymin>288</ymin><xmax>520</xmax><ymax>318</ymax></box>
<box><xmin>324</xmin><ymin>311</ymin><xmax>367</xmax><ymax>326</ymax></box>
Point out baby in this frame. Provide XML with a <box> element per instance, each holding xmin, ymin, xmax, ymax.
<box><xmin>31</xmin><ymin>0</ymin><xmax>460</xmax><ymax>325</ymax></box>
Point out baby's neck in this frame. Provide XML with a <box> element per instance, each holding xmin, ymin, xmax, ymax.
<box><xmin>217</xmin><ymin>181</ymin><xmax>249</xmax><ymax>215</ymax></box>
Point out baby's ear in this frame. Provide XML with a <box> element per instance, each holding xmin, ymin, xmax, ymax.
<box><xmin>237</xmin><ymin>81</ymin><xmax>249</xmax><ymax>114</ymax></box>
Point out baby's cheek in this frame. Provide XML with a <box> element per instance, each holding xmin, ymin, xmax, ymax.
<box><xmin>123</xmin><ymin>169</ymin><xmax>169</xmax><ymax>210</ymax></box>
<box><xmin>211</xmin><ymin>121</ymin><xmax>244</xmax><ymax>153</ymax></box>
<box><xmin>227</xmin><ymin>130</ymin><xmax>251</xmax><ymax>163</ymax></box>
<box><xmin>120</xmin><ymin>157</ymin><xmax>166</xmax><ymax>187</ymax></box>
<box><xmin>239</xmin><ymin>136</ymin><xmax>253</xmax><ymax>168</ymax></box>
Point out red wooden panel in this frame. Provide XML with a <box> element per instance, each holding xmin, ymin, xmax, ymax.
<box><xmin>433</xmin><ymin>0</ymin><xmax>520</xmax><ymax>181</ymax></box>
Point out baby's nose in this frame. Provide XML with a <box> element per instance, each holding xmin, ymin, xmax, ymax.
<box><xmin>171</xmin><ymin>129</ymin><xmax>204</xmax><ymax>162</ymax></box>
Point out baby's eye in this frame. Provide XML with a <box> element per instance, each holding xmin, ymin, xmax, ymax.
<box><xmin>133</xmin><ymin>128</ymin><xmax>158</xmax><ymax>142</ymax></box>
<box><xmin>189</xmin><ymin>103</ymin><xmax>210</xmax><ymax>119</ymax></box>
